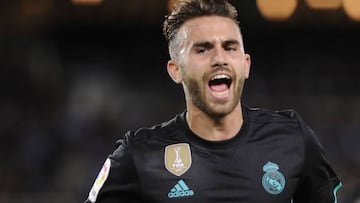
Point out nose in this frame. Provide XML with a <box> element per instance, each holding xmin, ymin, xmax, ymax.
<box><xmin>211</xmin><ymin>47</ymin><xmax>227</xmax><ymax>68</ymax></box>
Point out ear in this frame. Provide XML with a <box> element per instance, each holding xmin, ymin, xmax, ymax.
<box><xmin>167</xmin><ymin>60</ymin><xmax>183</xmax><ymax>84</ymax></box>
<box><xmin>244</xmin><ymin>53</ymin><xmax>251</xmax><ymax>79</ymax></box>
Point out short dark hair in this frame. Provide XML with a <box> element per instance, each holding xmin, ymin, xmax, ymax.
<box><xmin>163</xmin><ymin>0</ymin><xmax>238</xmax><ymax>43</ymax></box>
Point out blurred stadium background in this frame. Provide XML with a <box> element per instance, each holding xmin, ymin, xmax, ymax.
<box><xmin>0</xmin><ymin>0</ymin><xmax>359</xmax><ymax>202</ymax></box>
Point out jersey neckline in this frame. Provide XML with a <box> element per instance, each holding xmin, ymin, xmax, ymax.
<box><xmin>178</xmin><ymin>104</ymin><xmax>249</xmax><ymax>149</ymax></box>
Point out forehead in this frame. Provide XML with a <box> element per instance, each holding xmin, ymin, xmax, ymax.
<box><xmin>178</xmin><ymin>16</ymin><xmax>242</xmax><ymax>43</ymax></box>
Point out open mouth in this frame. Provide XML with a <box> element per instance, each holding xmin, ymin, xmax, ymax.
<box><xmin>208</xmin><ymin>74</ymin><xmax>232</xmax><ymax>92</ymax></box>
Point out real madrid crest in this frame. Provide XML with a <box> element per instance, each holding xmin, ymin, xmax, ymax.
<box><xmin>164</xmin><ymin>143</ymin><xmax>192</xmax><ymax>176</ymax></box>
<box><xmin>262</xmin><ymin>161</ymin><xmax>286</xmax><ymax>195</ymax></box>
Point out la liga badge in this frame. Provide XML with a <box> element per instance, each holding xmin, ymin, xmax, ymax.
<box><xmin>88</xmin><ymin>158</ymin><xmax>111</xmax><ymax>202</ymax></box>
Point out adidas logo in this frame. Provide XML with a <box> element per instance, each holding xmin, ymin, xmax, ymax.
<box><xmin>168</xmin><ymin>179</ymin><xmax>194</xmax><ymax>198</ymax></box>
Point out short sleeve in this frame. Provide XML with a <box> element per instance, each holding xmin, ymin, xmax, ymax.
<box><xmin>293</xmin><ymin>118</ymin><xmax>342</xmax><ymax>203</ymax></box>
<box><xmin>85</xmin><ymin>131</ymin><xmax>141</xmax><ymax>203</ymax></box>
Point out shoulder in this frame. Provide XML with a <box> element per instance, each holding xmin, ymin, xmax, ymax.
<box><xmin>244</xmin><ymin>105</ymin><xmax>301</xmax><ymax>124</ymax></box>
<box><xmin>244</xmin><ymin>105</ymin><xmax>320</xmax><ymax>149</ymax></box>
<box><xmin>120</xmin><ymin>113</ymin><xmax>185</xmax><ymax>147</ymax></box>
<box><xmin>111</xmin><ymin>113</ymin><xmax>187</xmax><ymax>163</ymax></box>
<box><xmin>243</xmin><ymin>105</ymin><xmax>313</xmax><ymax>143</ymax></box>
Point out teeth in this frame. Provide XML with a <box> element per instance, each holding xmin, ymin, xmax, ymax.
<box><xmin>211</xmin><ymin>74</ymin><xmax>230</xmax><ymax>80</ymax></box>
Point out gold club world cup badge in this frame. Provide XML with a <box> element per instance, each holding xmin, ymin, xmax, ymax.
<box><xmin>165</xmin><ymin>143</ymin><xmax>192</xmax><ymax>176</ymax></box>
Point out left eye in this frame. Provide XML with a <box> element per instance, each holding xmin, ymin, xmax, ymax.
<box><xmin>225</xmin><ymin>47</ymin><xmax>236</xmax><ymax>51</ymax></box>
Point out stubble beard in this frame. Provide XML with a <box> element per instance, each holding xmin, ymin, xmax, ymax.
<box><xmin>183</xmin><ymin>72</ymin><xmax>245</xmax><ymax>120</ymax></box>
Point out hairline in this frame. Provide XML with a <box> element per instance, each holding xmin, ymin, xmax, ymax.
<box><xmin>168</xmin><ymin>15</ymin><xmax>243</xmax><ymax>61</ymax></box>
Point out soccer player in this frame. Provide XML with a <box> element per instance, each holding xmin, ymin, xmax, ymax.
<box><xmin>85</xmin><ymin>0</ymin><xmax>342</xmax><ymax>202</ymax></box>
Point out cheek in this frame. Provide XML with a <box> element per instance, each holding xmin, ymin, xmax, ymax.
<box><xmin>234</xmin><ymin>58</ymin><xmax>248</xmax><ymax>74</ymax></box>
<box><xmin>182</xmin><ymin>61</ymin><xmax>204</xmax><ymax>78</ymax></box>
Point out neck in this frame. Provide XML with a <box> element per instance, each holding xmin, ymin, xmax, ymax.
<box><xmin>186</xmin><ymin>103</ymin><xmax>244</xmax><ymax>141</ymax></box>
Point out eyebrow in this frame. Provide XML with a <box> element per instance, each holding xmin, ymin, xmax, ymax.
<box><xmin>193</xmin><ymin>41</ymin><xmax>214</xmax><ymax>49</ymax></box>
<box><xmin>192</xmin><ymin>39</ymin><xmax>240</xmax><ymax>49</ymax></box>
<box><xmin>222</xmin><ymin>39</ymin><xmax>240</xmax><ymax>47</ymax></box>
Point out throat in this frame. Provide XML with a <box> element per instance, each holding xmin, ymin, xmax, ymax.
<box><xmin>186</xmin><ymin>109</ymin><xmax>243</xmax><ymax>141</ymax></box>
<box><xmin>204</xmin><ymin>128</ymin><xmax>237</xmax><ymax>141</ymax></box>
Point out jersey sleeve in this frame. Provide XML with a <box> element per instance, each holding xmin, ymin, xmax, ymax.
<box><xmin>85</xmin><ymin>131</ymin><xmax>141</xmax><ymax>203</ymax></box>
<box><xmin>293</xmin><ymin>116</ymin><xmax>342</xmax><ymax>203</ymax></box>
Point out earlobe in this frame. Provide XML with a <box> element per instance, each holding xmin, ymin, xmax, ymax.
<box><xmin>167</xmin><ymin>60</ymin><xmax>183</xmax><ymax>84</ymax></box>
<box><xmin>245</xmin><ymin>53</ymin><xmax>251</xmax><ymax>79</ymax></box>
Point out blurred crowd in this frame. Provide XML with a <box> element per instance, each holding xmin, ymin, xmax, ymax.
<box><xmin>1</xmin><ymin>1</ymin><xmax>360</xmax><ymax>202</ymax></box>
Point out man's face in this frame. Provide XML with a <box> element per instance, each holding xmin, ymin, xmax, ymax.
<box><xmin>169</xmin><ymin>16</ymin><xmax>251</xmax><ymax>118</ymax></box>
